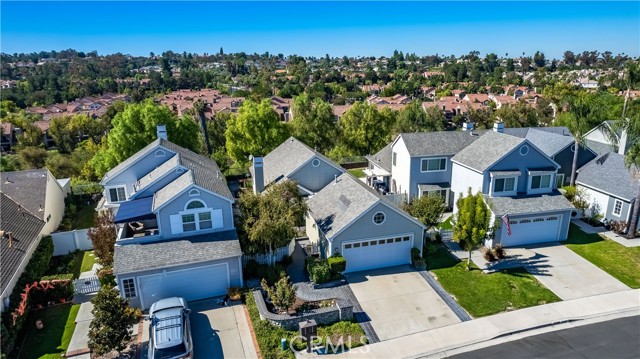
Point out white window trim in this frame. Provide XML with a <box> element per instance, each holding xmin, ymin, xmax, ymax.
<box><xmin>490</xmin><ymin>176</ymin><xmax>518</xmax><ymax>197</ymax></box>
<box><xmin>106</xmin><ymin>185</ymin><xmax>128</xmax><ymax>203</ymax></box>
<box><xmin>420</xmin><ymin>157</ymin><xmax>447</xmax><ymax>173</ymax></box>
<box><xmin>527</xmin><ymin>171</ymin><xmax>555</xmax><ymax>194</ymax></box>
<box><xmin>121</xmin><ymin>278</ymin><xmax>137</xmax><ymax>298</ymax></box>
<box><xmin>612</xmin><ymin>199</ymin><xmax>623</xmax><ymax>217</ymax></box>
<box><xmin>519</xmin><ymin>145</ymin><xmax>529</xmax><ymax>156</ymax></box>
<box><xmin>556</xmin><ymin>173</ymin><xmax>565</xmax><ymax>188</ymax></box>
<box><xmin>311</xmin><ymin>158</ymin><xmax>320</xmax><ymax>167</ymax></box>
<box><xmin>372</xmin><ymin>211</ymin><xmax>386</xmax><ymax>225</ymax></box>
<box><xmin>184</xmin><ymin>199</ymin><xmax>206</xmax><ymax>210</ymax></box>
<box><xmin>154</xmin><ymin>149</ymin><xmax>166</xmax><ymax>157</ymax></box>
<box><xmin>188</xmin><ymin>189</ymin><xmax>200</xmax><ymax>197</ymax></box>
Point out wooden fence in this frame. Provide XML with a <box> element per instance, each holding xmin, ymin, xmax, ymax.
<box><xmin>242</xmin><ymin>238</ymin><xmax>295</xmax><ymax>267</ymax></box>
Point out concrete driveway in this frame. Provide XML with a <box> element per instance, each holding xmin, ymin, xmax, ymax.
<box><xmin>142</xmin><ymin>299</ymin><xmax>257</xmax><ymax>359</ymax></box>
<box><xmin>523</xmin><ymin>244</ymin><xmax>630</xmax><ymax>300</ymax></box>
<box><xmin>346</xmin><ymin>265</ymin><xmax>461</xmax><ymax>341</ymax></box>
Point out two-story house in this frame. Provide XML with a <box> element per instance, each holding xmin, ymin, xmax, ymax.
<box><xmin>108</xmin><ymin>128</ymin><xmax>242</xmax><ymax>310</ymax></box>
<box><xmin>451</xmin><ymin>131</ymin><xmax>575</xmax><ymax>247</ymax></box>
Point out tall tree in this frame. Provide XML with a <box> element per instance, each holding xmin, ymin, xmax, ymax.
<box><xmin>392</xmin><ymin>101</ymin><xmax>443</xmax><ymax>136</ymax></box>
<box><xmin>290</xmin><ymin>94</ymin><xmax>338</xmax><ymax>153</ymax></box>
<box><xmin>88</xmin><ymin>209</ymin><xmax>116</xmax><ymax>266</ymax></box>
<box><xmin>331</xmin><ymin>101</ymin><xmax>395</xmax><ymax>159</ymax></box>
<box><xmin>88</xmin><ymin>100</ymin><xmax>201</xmax><ymax>178</ymax></box>
<box><xmin>533</xmin><ymin>51</ymin><xmax>546</xmax><ymax>68</ymax></box>
<box><xmin>225</xmin><ymin>99</ymin><xmax>289</xmax><ymax>166</ymax></box>
<box><xmin>88</xmin><ymin>288</ymin><xmax>140</xmax><ymax>356</ymax></box>
<box><xmin>192</xmin><ymin>99</ymin><xmax>212</xmax><ymax>155</ymax></box>
<box><xmin>453</xmin><ymin>189</ymin><xmax>491</xmax><ymax>270</ymax></box>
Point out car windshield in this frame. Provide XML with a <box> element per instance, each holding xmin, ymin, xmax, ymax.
<box><xmin>154</xmin><ymin>342</ymin><xmax>187</xmax><ymax>359</ymax></box>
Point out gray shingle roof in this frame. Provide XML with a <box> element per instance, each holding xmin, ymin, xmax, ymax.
<box><xmin>417</xmin><ymin>183</ymin><xmax>451</xmax><ymax>192</ymax></box>
<box><xmin>262</xmin><ymin>137</ymin><xmax>341</xmax><ymax>186</ymax></box>
<box><xmin>451</xmin><ymin>131</ymin><xmax>525</xmax><ymax>172</ymax></box>
<box><xmin>576</xmin><ymin>152</ymin><xmax>636</xmax><ymax>201</ymax></box>
<box><xmin>366</xmin><ymin>142</ymin><xmax>393</xmax><ymax>172</ymax></box>
<box><xmin>484</xmin><ymin>191</ymin><xmax>574</xmax><ymax>216</ymax></box>
<box><xmin>307</xmin><ymin>173</ymin><xmax>382</xmax><ymax>239</ymax></box>
<box><xmin>102</xmin><ymin>139</ymin><xmax>163</xmax><ymax>182</ymax></box>
<box><xmin>113</xmin><ymin>230</ymin><xmax>242</xmax><ymax>275</ymax></box>
<box><xmin>490</xmin><ymin>170</ymin><xmax>522</xmax><ymax>177</ymax></box>
<box><xmin>0</xmin><ymin>193</ymin><xmax>46</xmax><ymax>292</ymax></box>
<box><xmin>585</xmin><ymin>139</ymin><xmax>615</xmax><ymax>156</ymax></box>
<box><xmin>0</xmin><ymin>169</ymin><xmax>49</xmax><ymax>220</ymax></box>
<box><xmin>153</xmin><ymin>171</ymin><xmax>192</xmax><ymax>210</ymax></box>
<box><xmin>522</xmin><ymin>129</ymin><xmax>574</xmax><ymax>157</ymax></box>
<box><xmin>136</xmin><ymin>153</ymin><xmax>181</xmax><ymax>191</ymax></box>
<box><xmin>503</xmin><ymin>126</ymin><xmax>572</xmax><ymax>139</ymax></box>
<box><xmin>399</xmin><ymin>130</ymin><xmax>487</xmax><ymax>157</ymax></box>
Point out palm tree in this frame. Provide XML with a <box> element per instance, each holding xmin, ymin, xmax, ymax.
<box><xmin>565</xmin><ymin>92</ymin><xmax>603</xmax><ymax>186</ymax></box>
<box><xmin>192</xmin><ymin>99</ymin><xmax>212</xmax><ymax>155</ymax></box>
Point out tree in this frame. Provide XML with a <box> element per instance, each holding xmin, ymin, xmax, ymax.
<box><xmin>331</xmin><ymin>101</ymin><xmax>395</xmax><ymax>158</ymax></box>
<box><xmin>260</xmin><ymin>276</ymin><xmax>297</xmax><ymax>313</ymax></box>
<box><xmin>88</xmin><ymin>287</ymin><xmax>141</xmax><ymax>356</ymax></box>
<box><xmin>48</xmin><ymin>114</ymin><xmax>109</xmax><ymax>154</ymax></box>
<box><xmin>88</xmin><ymin>100</ymin><xmax>201</xmax><ymax>178</ymax></box>
<box><xmin>45</xmin><ymin>153</ymin><xmax>77</xmax><ymax>178</ymax></box>
<box><xmin>393</xmin><ymin>101</ymin><xmax>443</xmax><ymax>136</ymax></box>
<box><xmin>290</xmin><ymin>94</ymin><xmax>338</xmax><ymax>153</ymax></box>
<box><xmin>453</xmin><ymin>189</ymin><xmax>491</xmax><ymax>270</ymax></box>
<box><xmin>236</xmin><ymin>180</ymin><xmax>307</xmax><ymax>257</ymax></box>
<box><xmin>564</xmin><ymin>51</ymin><xmax>576</xmax><ymax>66</ymax></box>
<box><xmin>88</xmin><ymin>209</ymin><xmax>116</xmax><ymax>266</ymax></box>
<box><xmin>17</xmin><ymin>146</ymin><xmax>48</xmax><ymax>169</ymax></box>
<box><xmin>192</xmin><ymin>99</ymin><xmax>212</xmax><ymax>155</ymax></box>
<box><xmin>225</xmin><ymin>99</ymin><xmax>289</xmax><ymax>166</ymax></box>
<box><xmin>533</xmin><ymin>51</ymin><xmax>546</xmax><ymax>68</ymax></box>
<box><xmin>403</xmin><ymin>193</ymin><xmax>446</xmax><ymax>231</ymax></box>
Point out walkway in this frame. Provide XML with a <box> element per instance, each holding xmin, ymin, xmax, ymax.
<box><xmin>287</xmin><ymin>240</ymin><xmax>380</xmax><ymax>343</ymax></box>
<box><xmin>298</xmin><ymin>289</ymin><xmax>640</xmax><ymax>358</ymax></box>
<box><xmin>417</xmin><ymin>270</ymin><xmax>472</xmax><ymax>322</ymax></box>
<box><xmin>66</xmin><ymin>264</ymin><xmax>102</xmax><ymax>358</ymax></box>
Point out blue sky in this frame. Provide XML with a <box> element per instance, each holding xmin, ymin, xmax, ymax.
<box><xmin>1</xmin><ymin>1</ymin><xmax>639</xmax><ymax>58</ymax></box>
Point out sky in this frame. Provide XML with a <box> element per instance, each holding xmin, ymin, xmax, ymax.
<box><xmin>1</xmin><ymin>1</ymin><xmax>639</xmax><ymax>59</ymax></box>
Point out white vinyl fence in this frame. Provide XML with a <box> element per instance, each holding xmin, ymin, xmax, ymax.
<box><xmin>242</xmin><ymin>238</ymin><xmax>296</xmax><ymax>267</ymax></box>
<box><xmin>52</xmin><ymin>229</ymin><xmax>93</xmax><ymax>256</ymax></box>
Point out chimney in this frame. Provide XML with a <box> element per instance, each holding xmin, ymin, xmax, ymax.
<box><xmin>8</xmin><ymin>232</ymin><xmax>13</xmax><ymax>248</ymax></box>
<box><xmin>156</xmin><ymin>124</ymin><xmax>167</xmax><ymax>140</ymax></box>
<box><xmin>251</xmin><ymin>156</ymin><xmax>264</xmax><ymax>194</ymax></box>
<box><xmin>462</xmin><ymin>122</ymin><xmax>475</xmax><ymax>131</ymax></box>
<box><xmin>493</xmin><ymin>121</ymin><xmax>505</xmax><ymax>133</ymax></box>
<box><xmin>618</xmin><ymin>128</ymin><xmax>628</xmax><ymax>155</ymax></box>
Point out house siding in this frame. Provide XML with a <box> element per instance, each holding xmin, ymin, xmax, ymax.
<box><xmin>579</xmin><ymin>185</ymin><xmax>611</xmax><ymax>218</ymax></box>
<box><xmin>451</xmin><ymin>164</ymin><xmax>483</xmax><ymax>212</ymax></box>
<box><xmin>116</xmin><ymin>256</ymin><xmax>242</xmax><ymax>309</ymax></box>
<box><xmin>408</xmin><ymin>155</ymin><xmax>453</xmax><ymax>200</ymax></box>
<box><xmin>487</xmin><ymin>143</ymin><xmax>557</xmax><ymax>193</ymax></box>
<box><xmin>492</xmin><ymin>210</ymin><xmax>572</xmax><ymax>246</ymax></box>
<box><xmin>553</xmin><ymin>146</ymin><xmax>596</xmax><ymax>186</ymax></box>
<box><xmin>290</xmin><ymin>157</ymin><xmax>344</xmax><ymax>193</ymax></box>
<box><xmin>391</xmin><ymin>138</ymin><xmax>411</xmax><ymax>197</ymax></box>
<box><xmin>329</xmin><ymin>202</ymin><xmax>424</xmax><ymax>257</ymax></box>
<box><xmin>157</xmin><ymin>187</ymin><xmax>234</xmax><ymax>239</ymax></box>
<box><xmin>42</xmin><ymin>171</ymin><xmax>66</xmax><ymax>235</ymax></box>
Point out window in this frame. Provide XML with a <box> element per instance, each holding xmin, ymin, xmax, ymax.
<box><xmin>189</xmin><ymin>189</ymin><xmax>200</xmax><ymax>197</ymax></box>
<box><xmin>392</xmin><ymin>152</ymin><xmax>397</xmax><ymax>166</ymax></box>
<box><xmin>533</xmin><ymin>218</ymin><xmax>545</xmax><ymax>222</ymax></box>
<box><xmin>555</xmin><ymin>174</ymin><xmax>565</xmax><ymax>188</ymax></box>
<box><xmin>426</xmin><ymin>189</ymin><xmax>447</xmax><ymax>199</ymax></box>
<box><xmin>311</xmin><ymin>159</ymin><xmax>320</xmax><ymax>167</ymax></box>
<box><xmin>403</xmin><ymin>236</ymin><xmax>410</xmax><ymax>241</ymax></box>
<box><xmin>395</xmin><ymin>237</ymin><xmax>402</xmax><ymax>242</ymax></box>
<box><xmin>494</xmin><ymin>177</ymin><xmax>516</xmax><ymax>193</ymax></box>
<box><xmin>546</xmin><ymin>216</ymin><xmax>558</xmax><ymax>221</ymax></box>
<box><xmin>531</xmin><ymin>174</ymin><xmax>552</xmax><ymax>190</ymax></box>
<box><xmin>108</xmin><ymin>186</ymin><xmax>126</xmax><ymax>202</ymax></box>
<box><xmin>362</xmin><ymin>241</ymin><xmax>369</xmax><ymax>247</ymax></box>
<box><xmin>613</xmin><ymin>199</ymin><xmax>623</xmax><ymax>216</ymax></box>
<box><xmin>509</xmin><ymin>220</ymin><xmax>518</xmax><ymax>225</ymax></box>
<box><xmin>519</xmin><ymin>145</ymin><xmax>529</xmax><ymax>156</ymax></box>
<box><xmin>519</xmin><ymin>219</ymin><xmax>531</xmax><ymax>224</ymax></box>
<box><xmin>182</xmin><ymin>214</ymin><xmax>196</xmax><ymax>231</ymax></box>
<box><xmin>199</xmin><ymin>212</ymin><xmax>213</xmax><ymax>229</ymax></box>
<box><xmin>373</xmin><ymin>212</ymin><xmax>385</xmax><ymax>224</ymax></box>
<box><xmin>186</xmin><ymin>200</ymin><xmax>205</xmax><ymax>210</ymax></box>
<box><xmin>421</xmin><ymin>158</ymin><xmax>447</xmax><ymax>172</ymax></box>
<box><xmin>154</xmin><ymin>150</ymin><xmax>166</xmax><ymax>157</ymax></box>
<box><xmin>386</xmin><ymin>238</ymin><xmax>394</xmax><ymax>244</ymax></box>
<box><xmin>378</xmin><ymin>240</ymin><xmax>385</xmax><ymax>245</ymax></box>
<box><xmin>370</xmin><ymin>241</ymin><xmax>377</xmax><ymax>246</ymax></box>
<box><xmin>354</xmin><ymin>242</ymin><xmax>361</xmax><ymax>248</ymax></box>
<box><xmin>345</xmin><ymin>244</ymin><xmax>352</xmax><ymax>249</ymax></box>
<box><xmin>122</xmin><ymin>278</ymin><xmax>136</xmax><ymax>298</ymax></box>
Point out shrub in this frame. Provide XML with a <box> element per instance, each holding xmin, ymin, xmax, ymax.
<box><xmin>255</xmin><ymin>264</ymin><xmax>286</xmax><ymax>286</ymax></box>
<box><xmin>310</xmin><ymin>262</ymin><xmax>331</xmax><ymax>284</ymax></box>
<box><xmin>97</xmin><ymin>267</ymin><xmax>116</xmax><ymax>288</ymax></box>
<box><xmin>327</xmin><ymin>255</ymin><xmax>347</xmax><ymax>275</ymax></box>
<box><xmin>245</xmin><ymin>290</ymin><xmax>296</xmax><ymax>359</ymax></box>
<box><xmin>30</xmin><ymin>274</ymin><xmax>74</xmax><ymax>306</ymax></box>
<box><xmin>433</xmin><ymin>232</ymin><xmax>443</xmax><ymax>243</ymax></box>
<box><xmin>245</xmin><ymin>259</ymin><xmax>259</xmax><ymax>278</ymax></box>
<box><xmin>88</xmin><ymin>209</ymin><xmax>116</xmax><ymax>266</ymax></box>
<box><xmin>411</xmin><ymin>247</ymin><xmax>421</xmax><ymax>260</ymax></box>
<box><xmin>261</xmin><ymin>275</ymin><xmax>297</xmax><ymax>313</ymax></box>
<box><xmin>227</xmin><ymin>287</ymin><xmax>243</xmax><ymax>301</ymax></box>
<box><xmin>413</xmin><ymin>257</ymin><xmax>426</xmax><ymax>270</ymax></box>
<box><xmin>88</xmin><ymin>288</ymin><xmax>141</xmax><ymax>356</ymax></box>
<box><xmin>423</xmin><ymin>241</ymin><xmax>438</xmax><ymax>257</ymax></box>
<box><xmin>482</xmin><ymin>247</ymin><xmax>496</xmax><ymax>262</ymax></box>
<box><xmin>492</xmin><ymin>244</ymin><xmax>506</xmax><ymax>259</ymax></box>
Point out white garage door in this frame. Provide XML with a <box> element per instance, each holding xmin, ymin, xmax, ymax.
<box><xmin>138</xmin><ymin>264</ymin><xmax>229</xmax><ymax>310</ymax></box>
<box><xmin>342</xmin><ymin>235</ymin><xmax>413</xmax><ymax>273</ymax></box>
<box><xmin>502</xmin><ymin>215</ymin><xmax>562</xmax><ymax>247</ymax></box>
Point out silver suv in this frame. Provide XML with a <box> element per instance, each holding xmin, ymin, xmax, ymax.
<box><xmin>148</xmin><ymin>297</ymin><xmax>193</xmax><ymax>359</ymax></box>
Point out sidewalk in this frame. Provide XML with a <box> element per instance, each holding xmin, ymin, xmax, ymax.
<box><xmin>66</xmin><ymin>263</ymin><xmax>102</xmax><ymax>358</ymax></box>
<box><xmin>298</xmin><ymin>289</ymin><xmax>640</xmax><ymax>358</ymax></box>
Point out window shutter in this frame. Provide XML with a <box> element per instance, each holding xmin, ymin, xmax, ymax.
<box><xmin>169</xmin><ymin>214</ymin><xmax>183</xmax><ymax>234</ymax></box>
<box><xmin>211</xmin><ymin>209</ymin><xmax>223</xmax><ymax>229</ymax></box>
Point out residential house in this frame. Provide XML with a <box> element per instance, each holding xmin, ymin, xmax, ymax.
<box><xmin>0</xmin><ymin>169</ymin><xmax>68</xmax><ymax>311</ymax></box>
<box><xmin>332</xmin><ymin>104</ymin><xmax>353</xmax><ymax>121</ymax></box>
<box><xmin>271</xmin><ymin>96</ymin><xmax>292</xmax><ymax>121</ymax></box>
<box><xmin>253</xmin><ymin>137</ymin><xmax>345</xmax><ymax>196</ymax></box>
<box><xmin>576</xmin><ymin>152</ymin><xmax>639</xmax><ymax>232</ymax></box>
<box><xmin>106</xmin><ymin>127</ymin><xmax>242</xmax><ymax>310</ymax></box>
<box><xmin>1</xmin><ymin>123</ymin><xmax>15</xmax><ymax>151</ymax></box>
<box><xmin>451</xmin><ymin>131</ymin><xmax>574</xmax><ymax>247</ymax></box>
<box><xmin>305</xmin><ymin>173</ymin><xmax>425</xmax><ymax>273</ymax></box>
<box><xmin>584</xmin><ymin>120</ymin><xmax>630</xmax><ymax>156</ymax></box>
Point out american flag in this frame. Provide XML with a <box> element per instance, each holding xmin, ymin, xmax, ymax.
<box><xmin>502</xmin><ymin>213</ymin><xmax>512</xmax><ymax>237</ymax></box>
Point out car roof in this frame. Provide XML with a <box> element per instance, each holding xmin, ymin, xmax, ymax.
<box><xmin>152</xmin><ymin>306</ymin><xmax>184</xmax><ymax>349</ymax></box>
<box><xmin>150</xmin><ymin>297</ymin><xmax>186</xmax><ymax>314</ymax></box>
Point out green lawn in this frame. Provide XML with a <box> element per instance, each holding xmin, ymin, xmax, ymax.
<box><xmin>564</xmin><ymin>225</ymin><xmax>640</xmax><ymax>288</ymax></box>
<box><xmin>348</xmin><ymin>168</ymin><xmax>366</xmax><ymax>178</ymax></box>
<box><xmin>438</xmin><ymin>217</ymin><xmax>453</xmax><ymax>230</ymax></box>
<box><xmin>19</xmin><ymin>304</ymin><xmax>80</xmax><ymax>359</ymax></box>
<box><xmin>80</xmin><ymin>251</ymin><xmax>97</xmax><ymax>273</ymax></box>
<box><xmin>74</xmin><ymin>202</ymin><xmax>97</xmax><ymax>229</ymax></box>
<box><xmin>428</xmin><ymin>246</ymin><xmax>560</xmax><ymax>318</ymax></box>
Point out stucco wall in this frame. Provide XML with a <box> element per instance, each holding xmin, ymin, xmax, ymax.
<box><xmin>451</xmin><ymin>164</ymin><xmax>483</xmax><ymax>212</ymax></box>
<box><xmin>391</xmin><ymin>137</ymin><xmax>411</xmax><ymax>197</ymax></box>
<box><xmin>43</xmin><ymin>170</ymin><xmax>66</xmax><ymax>235</ymax></box>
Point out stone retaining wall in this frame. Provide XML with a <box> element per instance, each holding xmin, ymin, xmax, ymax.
<box><xmin>252</xmin><ymin>290</ymin><xmax>353</xmax><ymax>330</ymax></box>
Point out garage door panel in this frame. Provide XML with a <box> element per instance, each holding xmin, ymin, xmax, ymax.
<box><xmin>138</xmin><ymin>264</ymin><xmax>229</xmax><ymax>309</ymax></box>
<box><xmin>502</xmin><ymin>215</ymin><xmax>561</xmax><ymax>247</ymax></box>
<box><xmin>342</xmin><ymin>236</ymin><xmax>412</xmax><ymax>273</ymax></box>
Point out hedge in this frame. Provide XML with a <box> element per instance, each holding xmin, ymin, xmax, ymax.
<box><xmin>1</xmin><ymin>236</ymin><xmax>54</xmax><ymax>355</ymax></box>
<box><xmin>31</xmin><ymin>274</ymin><xmax>75</xmax><ymax>306</ymax></box>
<box><xmin>306</xmin><ymin>257</ymin><xmax>331</xmax><ymax>284</ymax></box>
<box><xmin>327</xmin><ymin>255</ymin><xmax>346</xmax><ymax>275</ymax></box>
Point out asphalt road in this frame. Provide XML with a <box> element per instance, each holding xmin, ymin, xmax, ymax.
<box><xmin>449</xmin><ymin>316</ymin><xmax>640</xmax><ymax>359</ymax></box>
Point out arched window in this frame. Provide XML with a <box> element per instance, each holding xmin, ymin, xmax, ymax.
<box><xmin>189</xmin><ymin>189</ymin><xmax>200</xmax><ymax>197</ymax></box>
<box><xmin>154</xmin><ymin>150</ymin><xmax>166</xmax><ymax>157</ymax></box>
<box><xmin>186</xmin><ymin>200</ymin><xmax>206</xmax><ymax>210</ymax></box>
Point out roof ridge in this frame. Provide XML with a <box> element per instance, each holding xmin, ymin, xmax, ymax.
<box><xmin>0</xmin><ymin>192</ymin><xmax>45</xmax><ymax>224</ymax></box>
